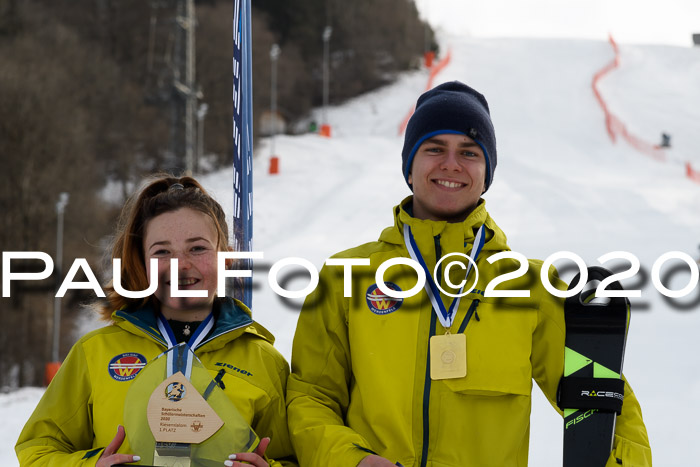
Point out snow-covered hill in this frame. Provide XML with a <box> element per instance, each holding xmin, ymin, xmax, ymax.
<box><xmin>4</xmin><ymin>35</ymin><xmax>700</xmax><ymax>465</ymax></box>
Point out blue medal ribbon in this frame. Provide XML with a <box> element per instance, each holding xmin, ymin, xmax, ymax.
<box><xmin>403</xmin><ymin>223</ymin><xmax>486</xmax><ymax>329</ymax></box>
<box><xmin>157</xmin><ymin>312</ymin><xmax>215</xmax><ymax>379</ymax></box>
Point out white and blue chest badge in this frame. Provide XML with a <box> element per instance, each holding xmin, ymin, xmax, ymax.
<box><xmin>108</xmin><ymin>352</ymin><xmax>147</xmax><ymax>382</ymax></box>
<box><xmin>366</xmin><ymin>282</ymin><xmax>404</xmax><ymax>315</ymax></box>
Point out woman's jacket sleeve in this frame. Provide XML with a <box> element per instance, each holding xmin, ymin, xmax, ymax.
<box><xmin>15</xmin><ymin>339</ymin><xmax>102</xmax><ymax>466</ymax></box>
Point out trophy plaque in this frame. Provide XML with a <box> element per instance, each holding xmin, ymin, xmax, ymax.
<box><xmin>146</xmin><ymin>372</ymin><xmax>223</xmax><ymax>465</ymax></box>
<box><xmin>124</xmin><ymin>343</ymin><xmax>259</xmax><ymax>466</ymax></box>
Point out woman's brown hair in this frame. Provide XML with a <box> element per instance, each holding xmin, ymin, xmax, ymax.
<box><xmin>98</xmin><ymin>174</ymin><xmax>230</xmax><ymax>320</ymax></box>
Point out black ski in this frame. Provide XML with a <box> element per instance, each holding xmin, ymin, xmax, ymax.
<box><xmin>558</xmin><ymin>266</ymin><xmax>630</xmax><ymax>467</ymax></box>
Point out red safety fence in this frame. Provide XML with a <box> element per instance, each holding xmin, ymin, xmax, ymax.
<box><xmin>399</xmin><ymin>48</ymin><xmax>453</xmax><ymax>135</ymax></box>
<box><xmin>687</xmin><ymin>162</ymin><xmax>700</xmax><ymax>183</ymax></box>
<box><xmin>593</xmin><ymin>36</ymin><xmax>667</xmax><ymax>162</ymax></box>
<box><xmin>594</xmin><ymin>35</ymin><xmax>699</xmax><ymax>184</ymax></box>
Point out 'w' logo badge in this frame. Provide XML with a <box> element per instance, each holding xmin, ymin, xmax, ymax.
<box><xmin>366</xmin><ymin>282</ymin><xmax>404</xmax><ymax>315</ymax></box>
<box><xmin>108</xmin><ymin>353</ymin><xmax>147</xmax><ymax>382</ymax></box>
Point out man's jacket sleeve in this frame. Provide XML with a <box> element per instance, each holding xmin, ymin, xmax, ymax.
<box><xmin>15</xmin><ymin>339</ymin><xmax>102</xmax><ymax>466</ymax></box>
<box><xmin>532</xmin><ymin>264</ymin><xmax>652</xmax><ymax>467</ymax></box>
<box><xmin>286</xmin><ymin>265</ymin><xmax>372</xmax><ymax>467</ymax></box>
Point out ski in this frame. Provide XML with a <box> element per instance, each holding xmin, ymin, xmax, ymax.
<box><xmin>558</xmin><ymin>266</ymin><xmax>630</xmax><ymax>467</ymax></box>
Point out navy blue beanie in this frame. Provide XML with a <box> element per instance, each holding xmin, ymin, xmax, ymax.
<box><xmin>402</xmin><ymin>81</ymin><xmax>497</xmax><ymax>192</ymax></box>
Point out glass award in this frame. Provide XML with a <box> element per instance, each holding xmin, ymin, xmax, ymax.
<box><xmin>123</xmin><ymin>343</ymin><xmax>259</xmax><ymax>466</ymax></box>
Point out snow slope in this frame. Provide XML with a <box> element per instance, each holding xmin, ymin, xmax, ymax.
<box><xmin>3</xmin><ymin>35</ymin><xmax>700</xmax><ymax>465</ymax></box>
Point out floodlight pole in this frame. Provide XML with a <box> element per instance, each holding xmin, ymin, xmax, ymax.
<box><xmin>196</xmin><ymin>102</ymin><xmax>208</xmax><ymax>172</ymax></box>
<box><xmin>322</xmin><ymin>26</ymin><xmax>332</xmax><ymax>127</ymax></box>
<box><xmin>51</xmin><ymin>192</ymin><xmax>69</xmax><ymax>363</ymax></box>
<box><xmin>270</xmin><ymin>43</ymin><xmax>280</xmax><ymax>156</ymax></box>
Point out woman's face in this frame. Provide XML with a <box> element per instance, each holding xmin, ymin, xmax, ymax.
<box><xmin>142</xmin><ymin>207</ymin><xmax>220</xmax><ymax>320</ymax></box>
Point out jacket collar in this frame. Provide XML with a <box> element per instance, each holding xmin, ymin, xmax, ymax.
<box><xmin>379</xmin><ymin>195</ymin><xmax>509</xmax><ymax>254</ymax></box>
<box><xmin>113</xmin><ymin>297</ymin><xmax>274</xmax><ymax>350</ymax></box>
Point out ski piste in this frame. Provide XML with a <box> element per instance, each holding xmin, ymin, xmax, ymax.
<box><xmin>558</xmin><ymin>266</ymin><xmax>630</xmax><ymax>467</ymax></box>
<box><xmin>232</xmin><ymin>0</ymin><xmax>254</xmax><ymax>308</ymax></box>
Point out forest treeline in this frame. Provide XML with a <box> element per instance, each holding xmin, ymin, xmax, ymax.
<box><xmin>0</xmin><ymin>0</ymin><xmax>433</xmax><ymax>387</ymax></box>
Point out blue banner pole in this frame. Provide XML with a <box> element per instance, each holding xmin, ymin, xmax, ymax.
<box><xmin>232</xmin><ymin>0</ymin><xmax>253</xmax><ymax>308</ymax></box>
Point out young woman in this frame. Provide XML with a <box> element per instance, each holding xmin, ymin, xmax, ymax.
<box><xmin>16</xmin><ymin>175</ymin><xmax>296</xmax><ymax>467</ymax></box>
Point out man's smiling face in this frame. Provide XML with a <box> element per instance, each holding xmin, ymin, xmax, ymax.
<box><xmin>408</xmin><ymin>133</ymin><xmax>486</xmax><ymax>223</ymax></box>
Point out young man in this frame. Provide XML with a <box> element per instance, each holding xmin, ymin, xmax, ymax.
<box><xmin>286</xmin><ymin>81</ymin><xmax>651</xmax><ymax>466</ymax></box>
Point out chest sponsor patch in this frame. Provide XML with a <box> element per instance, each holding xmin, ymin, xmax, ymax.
<box><xmin>108</xmin><ymin>352</ymin><xmax>147</xmax><ymax>382</ymax></box>
<box><xmin>366</xmin><ymin>282</ymin><xmax>403</xmax><ymax>315</ymax></box>
<box><xmin>214</xmin><ymin>362</ymin><xmax>253</xmax><ymax>377</ymax></box>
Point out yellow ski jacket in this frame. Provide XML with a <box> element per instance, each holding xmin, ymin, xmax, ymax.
<box><xmin>16</xmin><ymin>298</ymin><xmax>296</xmax><ymax>466</ymax></box>
<box><xmin>287</xmin><ymin>198</ymin><xmax>651</xmax><ymax>467</ymax></box>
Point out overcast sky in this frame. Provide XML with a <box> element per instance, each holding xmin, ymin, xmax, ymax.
<box><xmin>415</xmin><ymin>0</ymin><xmax>700</xmax><ymax>47</ymax></box>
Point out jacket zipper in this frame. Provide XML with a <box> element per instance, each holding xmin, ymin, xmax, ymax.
<box><xmin>419</xmin><ymin>238</ymin><xmax>482</xmax><ymax>466</ymax></box>
<box><xmin>419</xmin><ymin>235</ymin><xmax>441</xmax><ymax>467</ymax></box>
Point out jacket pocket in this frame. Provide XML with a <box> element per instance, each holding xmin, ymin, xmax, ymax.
<box><xmin>441</xmin><ymin>301</ymin><xmax>534</xmax><ymax>397</ymax></box>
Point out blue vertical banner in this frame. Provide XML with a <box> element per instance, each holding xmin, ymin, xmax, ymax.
<box><xmin>232</xmin><ymin>0</ymin><xmax>253</xmax><ymax>308</ymax></box>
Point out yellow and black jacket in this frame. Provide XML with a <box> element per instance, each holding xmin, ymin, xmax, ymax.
<box><xmin>16</xmin><ymin>298</ymin><xmax>296</xmax><ymax>466</ymax></box>
<box><xmin>287</xmin><ymin>198</ymin><xmax>650</xmax><ymax>467</ymax></box>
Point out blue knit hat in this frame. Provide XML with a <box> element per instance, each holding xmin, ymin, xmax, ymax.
<box><xmin>402</xmin><ymin>81</ymin><xmax>497</xmax><ymax>192</ymax></box>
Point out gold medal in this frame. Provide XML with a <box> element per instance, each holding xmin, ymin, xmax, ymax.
<box><xmin>430</xmin><ymin>332</ymin><xmax>467</xmax><ymax>380</ymax></box>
